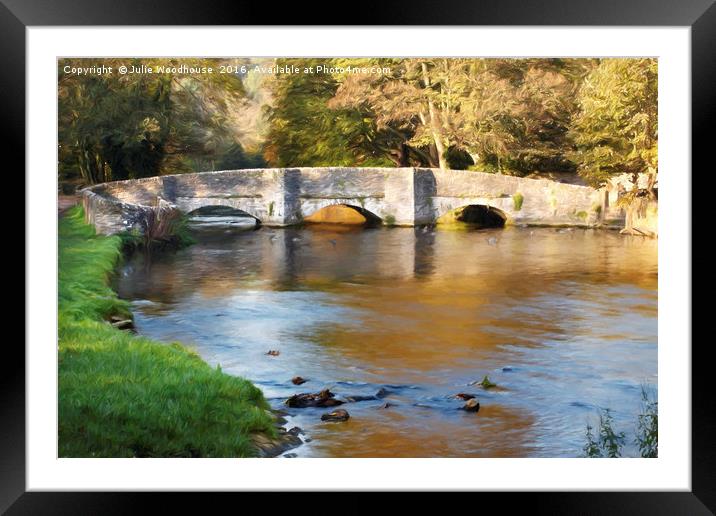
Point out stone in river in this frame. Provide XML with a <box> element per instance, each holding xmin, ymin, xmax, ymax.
<box><xmin>375</xmin><ymin>387</ymin><xmax>390</xmax><ymax>398</ymax></box>
<box><xmin>453</xmin><ymin>393</ymin><xmax>476</xmax><ymax>400</ymax></box>
<box><xmin>285</xmin><ymin>389</ymin><xmax>344</xmax><ymax>408</ymax></box>
<box><xmin>287</xmin><ymin>426</ymin><xmax>304</xmax><ymax>436</ymax></box>
<box><xmin>461</xmin><ymin>399</ymin><xmax>481</xmax><ymax>412</ymax></box>
<box><xmin>321</xmin><ymin>409</ymin><xmax>350</xmax><ymax>422</ymax></box>
<box><xmin>266</xmin><ymin>350</ymin><xmax>280</xmax><ymax>356</ymax></box>
<box><xmin>292</xmin><ymin>376</ymin><xmax>308</xmax><ymax>385</ymax></box>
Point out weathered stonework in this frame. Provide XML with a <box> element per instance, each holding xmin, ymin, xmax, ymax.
<box><xmin>81</xmin><ymin>167</ymin><xmax>617</xmax><ymax>235</ymax></box>
<box><xmin>622</xmin><ymin>198</ymin><xmax>658</xmax><ymax>237</ymax></box>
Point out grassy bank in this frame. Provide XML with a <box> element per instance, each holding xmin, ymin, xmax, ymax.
<box><xmin>59</xmin><ymin>206</ymin><xmax>276</xmax><ymax>457</ymax></box>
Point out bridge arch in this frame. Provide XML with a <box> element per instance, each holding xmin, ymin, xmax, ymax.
<box><xmin>437</xmin><ymin>204</ymin><xmax>507</xmax><ymax>228</ymax></box>
<box><xmin>173</xmin><ymin>197</ymin><xmax>265</xmax><ymax>225</ymax></box>
<box><xmin>303</xmin><ymin>203</ymin><xmax>382</xmax><ymax>226</ymax></box>
<box><xmin>185</xmin><ymin>205</ymin><xmax>261</xmax><ymax>228</ymax></box>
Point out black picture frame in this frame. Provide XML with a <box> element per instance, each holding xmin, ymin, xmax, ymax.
<box><xmin>9</xmin><ymin>0</ymin><xmax>709</xmax><ymax>512</ymax></box>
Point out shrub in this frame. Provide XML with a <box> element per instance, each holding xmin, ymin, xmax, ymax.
<box><xmin>583</xmin><ymin>384</ymin><xmax>657</xmax><ymax>458</ymax></box>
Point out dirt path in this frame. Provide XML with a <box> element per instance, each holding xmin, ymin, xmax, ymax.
<box><xmin>58</xmin><ymin>194</ymin><xmax>80</xmax><ymax>216</ymax></box>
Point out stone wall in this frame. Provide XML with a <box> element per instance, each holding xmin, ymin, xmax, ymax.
<box><xmin>81</xmin><ymin>167</ymin><xmax>614</xmax><ymax>236</ymax></box>
<box><xmin>81</xmin><ymin>187</ymin><xmax>177</xmax><ymax>236</ymax></box>
<box><xmin>622</xmin><ymin>198</ymin><xmax>658</xmax><ymax>237</ymax></box>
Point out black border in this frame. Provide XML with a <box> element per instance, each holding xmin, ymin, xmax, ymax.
<box><xmin>10</xmin><ymin>0</ymin><xmax>710</xmax><ymax>512</ymax></box>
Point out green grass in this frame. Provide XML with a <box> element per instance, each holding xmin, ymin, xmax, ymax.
<box><xmin>59</xmin><ymin>206</ymin><xmax>275</xmax><ymax>457</ymax></box>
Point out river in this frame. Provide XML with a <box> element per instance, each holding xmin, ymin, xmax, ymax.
<box><xmin>115</xmin><ymin>218</ymin><xmax>657</xmax><ymax>457</ymax></box>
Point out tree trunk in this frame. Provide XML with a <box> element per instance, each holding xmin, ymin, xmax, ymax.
<box><xmin>78</xmin><ymin>143</ymin><xmax>101</xmax><ymax>184</ymax></box>
<box><xmin>390</xmin><ymin>143</ymin><xmax>412</xmax><ymax>167</ymax></box>
<box><xmin>429</xmin><ymin>144</ymin><xmax>440</xmax><ymax>168</ymax></box>
<box><xmin>421</xmin><ymin>62</ymin><xmax>447</xmax><ymax>170</ymax></box>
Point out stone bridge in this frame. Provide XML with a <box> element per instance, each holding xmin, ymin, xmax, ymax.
<box><xmin>81</xmin><ymin>167</ymin><xmax>617</xmax><ymax>235</ymax></box>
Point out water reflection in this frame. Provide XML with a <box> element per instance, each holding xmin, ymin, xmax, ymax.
<box><xmin>115</xmin><ymin>222</ymin><xmax>657</xmax><ymax>457</ymax></box>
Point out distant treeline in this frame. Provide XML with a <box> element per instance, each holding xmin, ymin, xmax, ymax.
<box><xmin>58</xmin><ymin>57</ymin><xmax>657</xmax><ymax>188</ymax></box>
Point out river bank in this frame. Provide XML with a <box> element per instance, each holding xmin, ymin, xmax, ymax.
<box><xmin>58</xmin><ymin>205</ymin><xmax>300</xmax><ymax>457</ymax></box>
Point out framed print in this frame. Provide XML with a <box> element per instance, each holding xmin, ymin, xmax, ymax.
<box><xmin>11</xmin><ymin>0</ymin><xmax>709</xmax><ymax>511</ymax></box>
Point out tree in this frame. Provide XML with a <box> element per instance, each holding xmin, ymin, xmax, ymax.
<box><xmin>445</xmin><ymin>58</ymin><xmax>595</xmax><ymax>175</ymax></box>
<box><xmin>330</xmin><ymin>58</ymin><xmax>593</xmax><ymax>173</ymax></box>
<box><xmin>58</xmin><ymin>58</ymin><xmax>247</xmax><ymax>185</ymax></box>
<box><xmin>60</xmin><ymin>57</ymin><xmax>657</xmax><ymax>184</ymax></box>
<box><xmin>569</xmin><ymin>58</ymin><xmax>658</xmax><ymax>186</ymax></box>
<box><xmin>439</xmin><ymin>59</ymin><xmax>521</xmax><ymax>171</ymax></box>
<box><xmin>262</xmin><ymin>58</ymin><xmax>395</xmax><ymax>168</ymax></box>
<box><xmin>330</xmin><ymin>58</ymin><xmax>451</xmax><ymax>169</ymax></box>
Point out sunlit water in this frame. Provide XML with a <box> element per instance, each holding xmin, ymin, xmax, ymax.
<box><xmin>115</xmin><ymin>219</ymin><xmax>657</xmax><ymax>457</ymax></box>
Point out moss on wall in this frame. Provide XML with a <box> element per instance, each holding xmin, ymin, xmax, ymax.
<box><xmin>513</xmin><ymin>192</ymin><xmax>524</xmax><ymax>211</ymax></box>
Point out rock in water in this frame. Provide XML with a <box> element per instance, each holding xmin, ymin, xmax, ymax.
<box><xmin>375</xmin><ymin>387</ymin><xmax>390</xmax><ymax>398</ymax></box>
<box><xmin>321</xmin><ymin>409</ymin><xmax>350</xmax><ymax>422</ymax></box>
<box><xmin>285</xmin><ymin>393</ymin><xmax>313</xmax><ymax>408</ymax></box>
<box><xmin>285</xmin><ymin>389</ymin><xmax>344</xmax><ymax>408</ymax></box>
<box><xmin>462</xmin><ymin>399</ymin><xmax>480</xmax><ymax>412</ymax></box>
<box><xmin>291</xmin><ymin>376</ymin><xmax>307</xmax><ymax>385</ymax></box>
<box><xmin>266</xmin><ymin>350</ymin><xmax>280</xmax><ymax>356</ymax></box>
<box><xmin>453</xmin><ymin>393</ymin><xmax>476</xmax><ymax>400</ymax></box>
